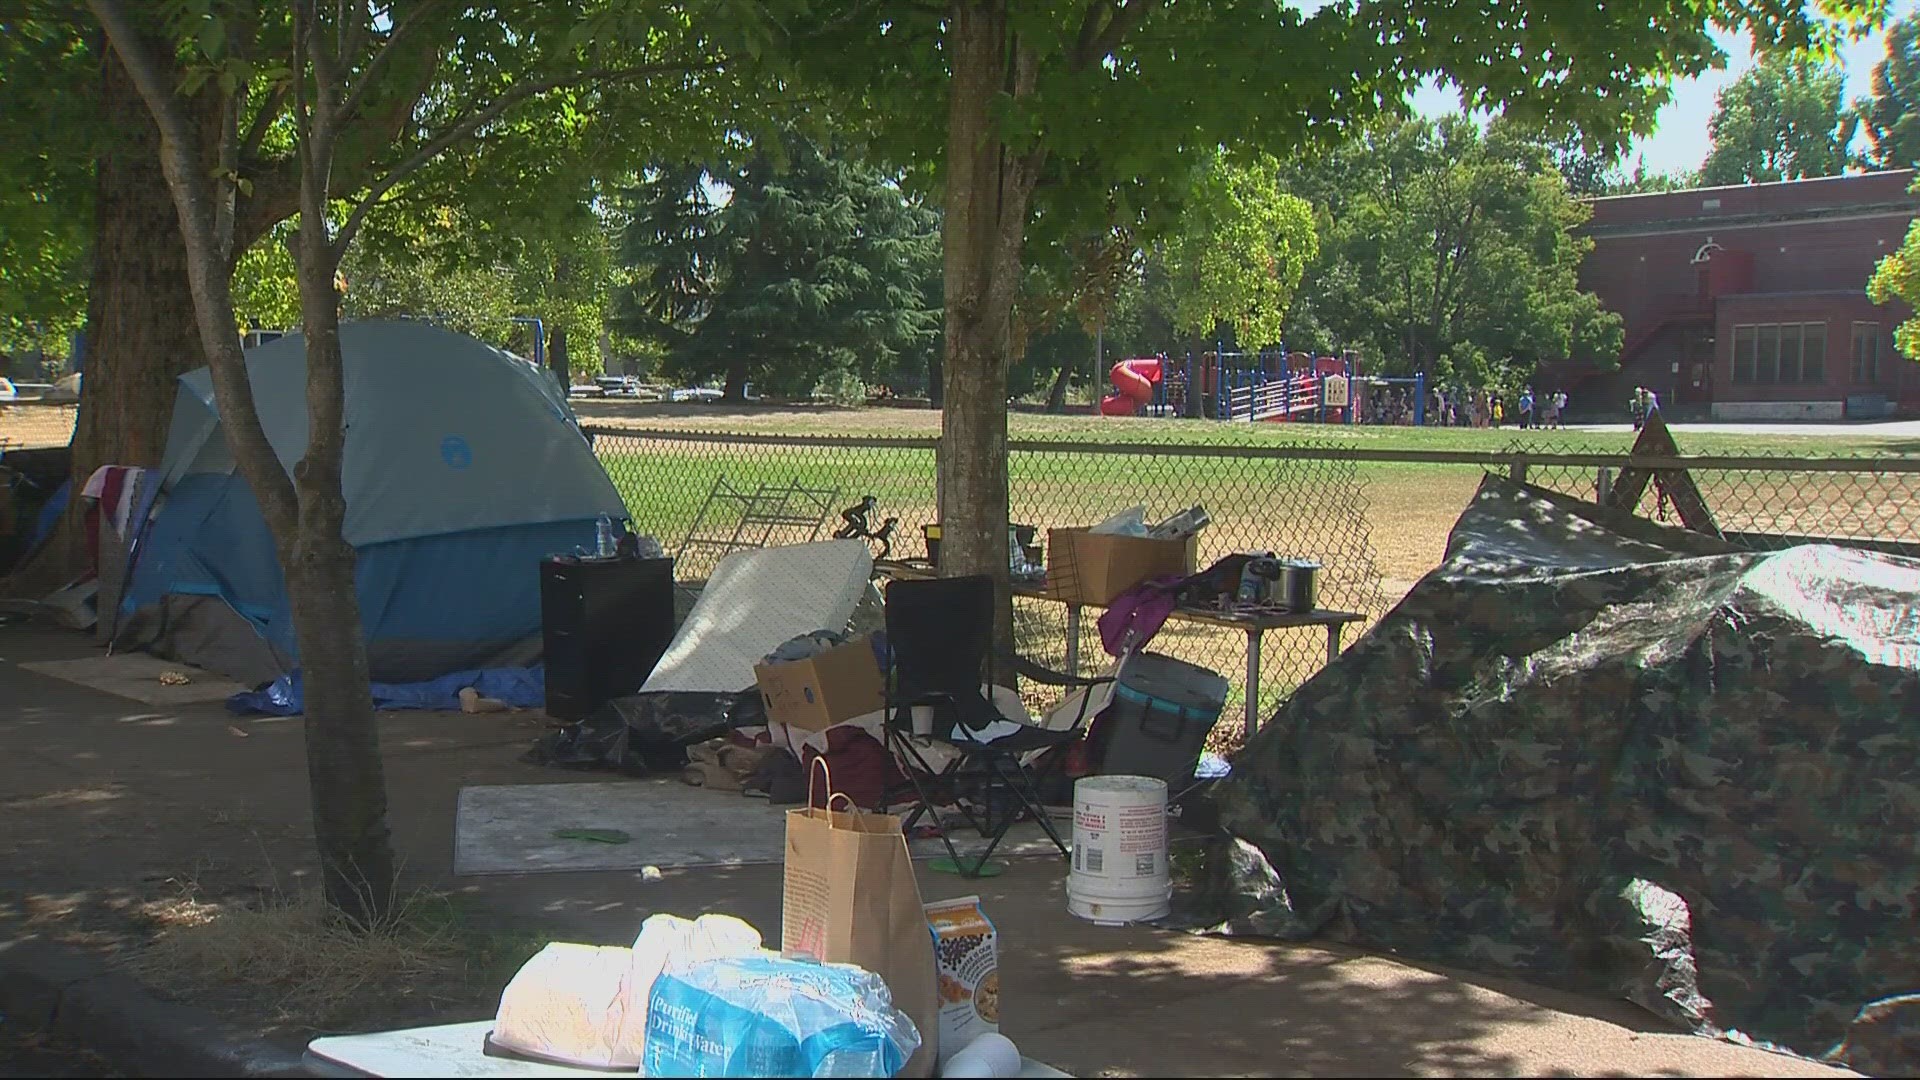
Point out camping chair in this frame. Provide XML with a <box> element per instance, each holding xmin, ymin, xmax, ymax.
<box><xmin>882</xmin><ymin>574</ymin><xmax>1114</xmax><ymax>878</ymax></box>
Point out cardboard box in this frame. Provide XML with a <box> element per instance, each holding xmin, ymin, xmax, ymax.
<box><xmin>754</xmin><ymin>636</ymin><xmax>886</xmax><ymax>732</ymax></box>
<box><xmin>1046</xmin><ymin>527</ymin><xmax>1198</xmax><ymax>605</ymax></box>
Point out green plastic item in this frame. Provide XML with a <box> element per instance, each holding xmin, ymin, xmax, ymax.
<box><xmin>552</xmin><ymin>828</ymin><xmax>632</xmax><ymax>845</ymax></box>
<box><xmin>928</xmin><ymin>856</ymin><xmax>1007</xmax><ymax>877</ymax></box>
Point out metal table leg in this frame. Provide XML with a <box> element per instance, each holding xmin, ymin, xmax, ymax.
<box><xmin>1326</xmin><ymin>624</ymin><xmax>1344</xmax><ymax>667</ymax></box>
<box><xmin>1065</xmin><ymin>604</ymin><xmax>1081</xmax><ymax>679</ymax></box>
<box><xmin>1244</xmin><ymin>629</ymin><xmax>1263</xmax><ymax>740</ymax></box>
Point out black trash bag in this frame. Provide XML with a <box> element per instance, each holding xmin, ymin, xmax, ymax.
<box><xmin>525</xmin><ymin>688</ymin><xmax>767</xmax><ymax>773</ymax></box>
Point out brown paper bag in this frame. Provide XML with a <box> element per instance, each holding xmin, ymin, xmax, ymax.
<box><xmin>783</xmin><ymin>759</ymin><xmax>939</xmax><ymax>1076</ymax></box>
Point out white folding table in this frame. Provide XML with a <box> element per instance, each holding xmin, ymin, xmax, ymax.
<box><xmin>303</xmin><ymin>1019</ymin><xmax>1071</xmax><ymax>1077</ymax></box>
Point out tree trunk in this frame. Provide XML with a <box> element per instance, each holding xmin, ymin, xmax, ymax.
<box><xmin>722</xmin><ymin>361</ymin><xmax>749</xmax><ymax>402</ymax></box>
<box><xmin>8</xmin><ymin>40</ymin><xmax>211</xmax><ymax>594</ymax></box>
<box><xmin>927</xmin><ymin>351</ymin><xmax>943</xmax><ymax>408</ymax></box>
<box><xmin>547</xmin><ymin>323</ymin><xmax>570</xmax><ymax>387</ymax></box>
<box><xmin>289</xmin><ymin>237</ymin><xmax>394</xmax><ymax>925</ymax></box>
<box><xmin>1184</xmin><ymin>331</ymin><xmax>1207</xmax><ymax>418</ymax></box>
<box><xmin>939</xmin><ymin>1</ymin><xmax>1041</xmax><ymax>649</ymax></box>
<box><xmin>1043</xmin><ymin>362</ymin><xmax>1072</xmax><ymax>414</ymax></box>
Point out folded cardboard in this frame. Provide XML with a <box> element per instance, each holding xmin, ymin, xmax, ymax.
<box><xmin>754</xmin><ymin>637</ymin><xmax>886</xmax><ymax>732</ymax></box>
<box><xmin>1047</xmin><ymin>527</ymin><xmax>1198</xmax><ymax>605</ymax></box>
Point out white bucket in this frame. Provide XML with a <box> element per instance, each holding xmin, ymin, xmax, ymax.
<box><xmin>1066</xmin><ymin>775</ymin><xmax>1171</xmax><ymax>925</ymax></box>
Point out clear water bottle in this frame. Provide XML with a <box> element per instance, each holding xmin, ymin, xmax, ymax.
<box><xmin>594</xmin><ymin>514</ymin><xmax>616</xmax><ymax>558</ymax></box>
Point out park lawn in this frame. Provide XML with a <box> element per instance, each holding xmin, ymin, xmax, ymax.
<box><xmin>574</xmin><ymin>399</ymin><xmax>1920</xmax><ymax>457</ymax></box>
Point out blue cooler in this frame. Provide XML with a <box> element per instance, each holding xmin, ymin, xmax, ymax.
<box><xmin>1088</xmin><ymin>652</ymin><xmax>1229</xmax><ymax>790</ymax></box>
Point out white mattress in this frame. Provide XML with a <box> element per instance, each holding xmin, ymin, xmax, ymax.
<box><xmin>641</xmin><ymin>540</ymin><xmax>873</xmax><ymax>694</ymax></box>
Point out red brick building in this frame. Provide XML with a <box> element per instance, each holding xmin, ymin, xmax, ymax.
<box><xmin>1556</xmin><ymin>170</ymin><xmax>1920</xmax><ymax>420</ymax></box>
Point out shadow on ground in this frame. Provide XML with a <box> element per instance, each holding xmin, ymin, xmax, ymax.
<box><xmin>0</xmin><ymin>623</ymin><xmax>1852</xmax><ymax>1078</ymax></box>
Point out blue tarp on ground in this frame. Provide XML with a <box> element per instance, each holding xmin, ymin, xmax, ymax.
<box><xmin>227</xmin><ymin>664</ymin><xmax>545</xmax><ymax>716</ymax></box>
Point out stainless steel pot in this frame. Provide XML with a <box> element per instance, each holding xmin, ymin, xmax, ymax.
<box><xmin>1278</xmin><ymin>559</ymin><xmax>1320</xmax><ymax>613</ymax></box>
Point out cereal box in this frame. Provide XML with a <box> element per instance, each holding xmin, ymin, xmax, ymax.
<box><xmin>925</xmin><ymin>895</ymin><xmax>998</xmax><ymax>1065</ymax></box>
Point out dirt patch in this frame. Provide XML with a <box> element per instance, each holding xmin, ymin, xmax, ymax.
<box><xmin>124</xmin><ymin>885</ymin><xmax>542</xmax><ymax>1041</ymax></box>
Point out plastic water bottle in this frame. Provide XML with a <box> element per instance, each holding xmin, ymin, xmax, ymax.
<box><xmin>594</xmin><ymin>514</ymin><xmax>616</xmax><ymax>558</ymax></box>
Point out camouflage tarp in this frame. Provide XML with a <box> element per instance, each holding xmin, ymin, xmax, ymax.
<box><xmin>1191</xmin><ymin>475</ymin><xmax>1920</xmax><ymax>1072</ymax></box>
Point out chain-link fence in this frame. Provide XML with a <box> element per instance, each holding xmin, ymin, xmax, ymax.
<box><xmin>586</xmin><ymin>427</ymin><xmax>1392</xmax><ymax>732</ymax></box>
<box><xmin>586</xmin><ymin>425</ymin><xmax>1920</xmax><ymax>743</ymax></box>
<box><xmin>1501</xmin><ymin>439</ymin><xmax>1920</xmax><ymax>558</ymax></box>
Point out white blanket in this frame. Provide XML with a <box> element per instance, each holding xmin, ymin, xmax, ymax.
<box><xmin>642</xmin><ymin>540</ymin><xmax>873</xmax><ymax>694</ymax></box>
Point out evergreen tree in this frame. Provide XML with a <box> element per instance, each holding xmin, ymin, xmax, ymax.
<box><xmin>619</xmin><ymin>134</ymin><xmax>941</xmax><ymax>399</ymax></box>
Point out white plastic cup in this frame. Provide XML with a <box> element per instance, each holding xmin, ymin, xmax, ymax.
<box><xmin>911</xmin><ymin>704</ymin><xmax>934</xmax><ymax>737</ymax></box>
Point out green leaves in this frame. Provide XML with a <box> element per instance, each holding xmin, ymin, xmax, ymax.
<box><xmin>1860</xmin><ymin>11</ymin><xmax>1920</xmax><ymax>170</ymax></box>
<box><xmin>1159</xmin><ymin>151</ymin><xmax>1316</xmax><ymax>348</ymax></box>
<box><xmin>616</xmin><ymin>133</ymin><xmax>942</xmax><ymax>396</ymax></box>
<box><xmin>1701</xmin><ymin>52</ymin><xmax>1859</xmax><ymax>184</ymax></box>
<box><xmin>1867</xmin><ymin>181</ymin><xmax>1920</xmax><ymax>362</ymax></box>
<box><xmin>1282</xmin><ymin>116</ymin><xmax>1621</xmax><ymax>387</ymax></box>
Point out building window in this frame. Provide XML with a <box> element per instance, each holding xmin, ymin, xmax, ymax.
<box><xmin>1730</xmin><ymin>322</ymin><xmax>1828</xmax><ymax>384</ymax></box>
<box><xmin>1852</xmin><ymin>322</ymin><xmax>1885</xmax><ymax>384</ymax></box>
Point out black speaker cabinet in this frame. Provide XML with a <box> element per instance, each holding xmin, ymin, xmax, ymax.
<box><xmin>540</xmin><ymin>556</ymin><xmax>676</xmax><ymax>722</ymax></box>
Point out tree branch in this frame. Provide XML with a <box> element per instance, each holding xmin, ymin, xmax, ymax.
<box><xmin>301</xmin><ymin>0</ymin><xmax>343</xmax><ymax>166</ymax></box>
<box><xmin>1077</xmin><ymin>0</ymin><xmax>1159</xmax><ymax>69</ymax></box>
<box><xmin>238</xmin><ymin>80</ymin><xmax>289</xmax><ymax>162</ymax></box>
<box><xmin>1071</xmin><ymin>2</ymin><xmax>1105</xmax><ymax>63</ymax></box>
<box><xmin>334</xmin><ymin>0</ymin><xmax>446</xmax><ymax>128</ymax></box>
<box><xmin>332</xmin><ymin>60</ymin><xmax>724</xmax><ymax>258</ymax></box>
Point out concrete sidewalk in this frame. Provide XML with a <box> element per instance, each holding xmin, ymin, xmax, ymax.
<box><xmin>0</xmin><ymin>623</ymin><xmax>1856</xmax><ymax>1078</ymax></box>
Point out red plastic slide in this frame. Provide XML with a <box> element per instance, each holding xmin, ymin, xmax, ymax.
<box><xmin>1100</xmin><ymin>356</ymin><xmax>1163</xmax><ymax>416</ymax></box>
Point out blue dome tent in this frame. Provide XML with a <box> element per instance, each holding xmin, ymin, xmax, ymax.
<box><xmin>112</xmin><ymin>321</ymin><xmax>627</xmax><ymax>686</ymax></box>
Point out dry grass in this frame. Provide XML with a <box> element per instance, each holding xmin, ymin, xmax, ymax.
<box><xmin>0</xmin><ymin>403</ymin><xmax>77</xmax><ymax>450</ymax></box>
<box><xmin>125</xmin><ymin>882</ymin><xmax>542</xmax><ymax>1029</ymax></box>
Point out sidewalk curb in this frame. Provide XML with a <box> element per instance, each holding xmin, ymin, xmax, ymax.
<box><xmin>0</xmin><ymin>936</ymin><xmax>309</xmax><ymax>1077</ymax></box>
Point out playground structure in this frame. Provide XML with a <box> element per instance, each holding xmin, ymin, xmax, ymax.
<box><xmin>1100</xmin><ymin>346</ymin><xmax>1427</xmax><ymax>424</ymax></box>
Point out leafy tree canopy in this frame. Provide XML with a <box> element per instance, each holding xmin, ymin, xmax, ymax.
<box><xmin>0</xmin><ymin>6</ymin><xmax>96</xmax><ymax>357</ymax></box>
<box><xmin>1157</xmin><ymin>151</ymin><xmax>1316</xmax><ymax>349</ymax></box>
<box><xmin>1868</xmin><ymin>178</ymin><xmax>1920</xmax><ymax>360</ymax></box>
<box><xmin>1861</xmin><ymin>11</ymin><xmax>1920</xmax><ymax>169</ymax></box>
<box><xmin>1282</xmin><ymin>115</ymin><xmax>1623</xmax><ymax>387</ymax></box>
<box><xmin>1701</xmin><ymin>53</ymin><xmax>1859</xmax><ymax>184</ymax></box>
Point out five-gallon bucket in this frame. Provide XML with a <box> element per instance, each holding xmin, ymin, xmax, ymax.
<box><xmin>1067</xmin><ymin>775</ymin><xmax>1170</xmax><ymax>925</ymax></box>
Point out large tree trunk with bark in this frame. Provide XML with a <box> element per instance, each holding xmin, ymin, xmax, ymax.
<box><xmin>288</xmin><ymin>234</ymin><xmax>394</xmax><ymax>924</ymax></box>
<box><xmin>7</xmin><ymin>40</ymin><xmax>214</xmax><ymax>594</ymax></box>
<box><xmin>939</xmin><ymin>1</ymin><xmax>1041</xmax><ymax>648</ymax></box>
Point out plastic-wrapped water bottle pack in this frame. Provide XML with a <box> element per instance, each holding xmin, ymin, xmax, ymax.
<box><xmin>643</xmin><ymin>951</ymin><xmax>921</xmax><ymax>1078</ymax></box>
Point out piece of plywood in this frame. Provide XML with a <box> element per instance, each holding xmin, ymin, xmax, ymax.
<box><xmin>18</xmin><ymin>651</ymin><xmax>246</xmax><ymax>706</ymax></box>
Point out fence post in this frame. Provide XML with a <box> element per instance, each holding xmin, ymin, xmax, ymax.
<box><xmin>1595</xmin><ymin>466</ymin><xmax>1613</xmax><ymax>505</ymax></box>
<box><xmin>932</xmin><ymin>437</ymin><xmax>943</xmax><ymax>525</ymax></box>
<box><xmin>1509</xmin><ymin>456</ymin><xmax>1530</xmax><ymax>485</ymax></box>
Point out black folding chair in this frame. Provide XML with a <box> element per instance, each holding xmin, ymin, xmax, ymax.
<box><xmin>882</xmin><ymin>575</ymin><xmax>1113</xmax><ymax>877</ymax></box>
